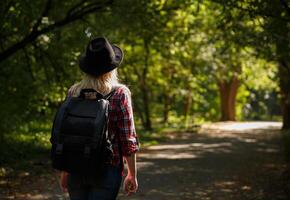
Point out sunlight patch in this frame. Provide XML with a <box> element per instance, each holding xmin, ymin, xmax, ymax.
<box><xmin>139</xmin><ymin>152</ymin><xmax>198</xmax><ymax>159</ymax></box>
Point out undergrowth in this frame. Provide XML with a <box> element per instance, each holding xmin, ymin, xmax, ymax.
<box><xmin>0</xmin><ymin>118</ymin><xmax>199</xmax><ymax>173</ymax></box>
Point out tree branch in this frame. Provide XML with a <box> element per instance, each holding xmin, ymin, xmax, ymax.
<box><xmin>33</xmin><ymin>42</ymin><xmax>64</xmax><ymax>81</ymax></box>
<box><xmin>210</xmin><ymin>0</ymin><xmax>290</xmax><ymax>22</ymax></box>
<box><xmin>66</xmin><ymin>0</ymin><xmax>88</xmax><ymax>18</ymax></box>
<box><xmin>0</xmin><ymin>0</ymin><xmax>114</xmax><ymax>63</ymax></box>
<box><xmin>32</xmin><ymin>43</ymin><xmax>51</xmax><ymax>84</ymax></box>
<box><xmin>32</xmin><ymin>0</ymin><xmax>53</xmax><ymax>33</ymax></box>
<box><xmin>22</xmin><ymin>48</ymin><xmax>36</xmax><ymax>81</ymax></box>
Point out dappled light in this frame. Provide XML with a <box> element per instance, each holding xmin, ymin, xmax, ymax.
<box><xmin>140</xmin><ymin>142</ymin><xmax>233</xmax><ymax>159</ymax></box>
<box><xmin>0</xmin><ymin>122</ymin><xmax>289</xmax><ymax>199</ymax></box>
<box><xmin>140</xmin><ymin>152</ymin><xmax>198</xmax><ymax>159</ymax></box>
<box><xmin>1</xmin><ymin>0</ymin><xmax>290</xmax><ymax>199</ymax></box>
<box><xmin>1</xmin><ymin>122</ymin><xmax>289</xmax><ymax>199</ymax></box>
<box><xmin>117</xmin><ymin>122</ymin><xmax>290</xmax><ymax>200</ymax></box>
<box><xmin>147</xmin><ymin>142</ymin><xmax>233</xmax><ymax>151</ymax></box>
<box><xmin>201</xmin><ymin>122</ymin><xmax>282</xmax><ymax>132</ymax></box>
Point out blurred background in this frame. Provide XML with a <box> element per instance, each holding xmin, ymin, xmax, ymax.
<box><xmin>0</xmin><ymin>0</ymin><xmax>289</xmax><ymax>199</ymax></box>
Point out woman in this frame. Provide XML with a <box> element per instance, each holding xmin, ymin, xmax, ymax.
<box><xmin>59</xmin><ymin>37</ymin><xmax>139</xmax><ymax>200</ymax></box>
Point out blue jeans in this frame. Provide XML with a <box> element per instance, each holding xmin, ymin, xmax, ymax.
<box><xmin>67</xmin><ymin>166</ymin><xmax>122</xmax><ymax>200</ymax></box>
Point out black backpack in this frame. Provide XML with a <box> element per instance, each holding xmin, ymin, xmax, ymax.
<box><xmin>50</xmin><ymin>88</ymin><xmax>116</xmax><ymax>175</ymax></box>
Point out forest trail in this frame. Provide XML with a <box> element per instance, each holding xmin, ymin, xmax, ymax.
<box><xmin>118</xmin><ymin>122</ymin><xmax>290</xmax><ymax>200</ymax></box>
<box><xmin>1</xmin><ymin>122</ymin><xmax>289</xmax><ymax>200</ymax></box>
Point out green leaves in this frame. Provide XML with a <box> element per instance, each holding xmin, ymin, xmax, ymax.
<box><xmin>0</xmin><ymin>0</ymin><xmax>287</xmax><ymax>134</ymax></box>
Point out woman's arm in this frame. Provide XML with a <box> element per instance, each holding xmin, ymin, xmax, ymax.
<box><xmin>59</xmin><ymin>171</ymin><xmax>69</xmax><ymax>192</ymax></box>
<box><xmin>123</xmin><ymin>153</ymin><xmax>138</xmax><ymax>195</ymax></box>
<box><xmin>116</xmin><ymin>87</ymin><xmax>139</xmax><ymax>195</ymax></box>
<box><xmin>125</xmin><ymin>153</ymin><xmax>137</xmax><ymax>177</ymax></box>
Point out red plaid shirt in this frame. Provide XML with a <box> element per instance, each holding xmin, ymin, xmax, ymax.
<box><xmin>68</xmin><ymin>85</ymin><xmax>139</xmax><ymax>173</ymax></box>
<box><xmin>107</xmin><ymin>86</ymin><xmax>139</xmax><ymax>170</ymax></box>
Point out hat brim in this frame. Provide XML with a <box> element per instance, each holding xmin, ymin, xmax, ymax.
<box><xmin>112</xmin><ymin>44</ymin><xmax>123</xmax><ymax>65</ymax></box>
<box><xmin>79</xmin><ymin>44</ymin><xmax>124</xmax><ymax>77</ymax></box>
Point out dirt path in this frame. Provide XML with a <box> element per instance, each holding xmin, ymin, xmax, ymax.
<box><xmin>118</xmin><ymin>122</ymin><xmax>290</xmax><ymax>200</ymax></box>
<box><xmin>1</xmin><ymin>122</ymin><xmax>289</xmax><ymax>200</ymax></box>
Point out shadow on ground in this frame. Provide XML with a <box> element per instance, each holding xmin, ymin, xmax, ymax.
<box><xmin>0</xmin><ymin>122</ymin><xmax>289</xmax><ymax>200</ymax></box>
<box><xmin>118</xmin><ymin>122</ymin><xmax>290</xmax><ymax>200</ymax></box>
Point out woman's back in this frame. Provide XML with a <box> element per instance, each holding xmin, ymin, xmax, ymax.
<box><xmin>58</xmin><ymin>37</ymin><xmax>139</xmax><ymax>200</ymax></box>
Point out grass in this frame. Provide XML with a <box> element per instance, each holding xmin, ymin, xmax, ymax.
<box><xmin>0</xmin><ymin>118</ymin><xmax>199</xmax><ymax>175</ymax></box>
<box><xmin>0</xmin><ymin>120</ymin><xmax>52</xmax><ymax>175</ymax></box>
<box><xmin>137</xmin><ymin>119</ymin><xmax>200</xmax><ymax>148</ymax></box>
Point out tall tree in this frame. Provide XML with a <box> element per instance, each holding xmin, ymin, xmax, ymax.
<box><xmin>208</xmin><ymin>0</ymin><xmax>290</xmax><ymax>128</ymax></box>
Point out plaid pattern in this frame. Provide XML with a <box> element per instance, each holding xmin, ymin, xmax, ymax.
<box><xmin>107</xmin><ymin>86</ymin><xmax>139</xmax><ymax>169</ymax></box>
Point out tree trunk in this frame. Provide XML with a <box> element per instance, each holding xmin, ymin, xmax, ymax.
<box><xmin>134</xmin><ymin>99</ymin><xmax>146</xmax><ymax>129</ymax></box>
<box><xmin>218</xmin><ymin>75</ymin><xmax>240</xmax><ymax>121</ymax></box>
<box><xmin>274</xmin><ymin>11</ymin><xmax>290</xmax><ymax>129</ymax></box>
<box><xmin>183</xmin><ymin>89</ymin><xmax>192</xmax><ymax>124</ymax></box>
<box><xmin>163</xmin><ymin>92</ymin><xmax>172</xmax><ymax>123</ymax></box>
<box><xmin>163</xmin><ymin>93</ymin><xmax>170</xmax><ymax>123</ymax></box>
<box><xmin>140</xmin><ymin>38</ymin><xmax>152</xmax><ymax>130</ymax></box>
<box><xmin>141</xmin><ymin>84</ymin><xmax>152</xmax><ymax>130</ymax></box>
<box><xmin>278</xmin><ymin>60</ymin><xmax>290</xmax><ymax>129</ymax></box>
<box><xmin>162</xmin><ymin>65</ymin><xmax>174</xmax><ymax>124</ymax></box>
<box><xmin>281</xmin><ymin>92</ymin><xmax>290</xmax><ymax>130</ymax></box>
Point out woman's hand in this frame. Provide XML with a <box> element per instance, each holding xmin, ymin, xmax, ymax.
<box><xmin>123</xmin><ymin>154</ymin><xmax>138</xmax><ymax>196</ymax></box>
<box><xmin>59</xmin><ymin>171</ymin><xmax>69</xmax><ymax>192</ymax></box>
<box><xmin>123</xmin><ymin>174</ymin><xmax>138</xmax><ymax>196</ymax></box>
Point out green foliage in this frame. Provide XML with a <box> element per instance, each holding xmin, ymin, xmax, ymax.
<box><xmin>0</xmin><ymin>119</ymin><xmax>51</xmax><ymax>165</ymax></box>
<box><xmin>0</xmin><ymin>117</ymin><xmax>199</xmax><ymax>168</ymax></box>
<box><xmin>0</xmin><ymin>0</ymin><xmax>288</xmax><ymax>149</ymax></box>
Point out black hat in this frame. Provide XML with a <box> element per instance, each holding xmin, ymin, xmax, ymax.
<box><xmin>79</xmin><ymin>37</ymin><xmax>123</xmax><ymax>77</ymax></box>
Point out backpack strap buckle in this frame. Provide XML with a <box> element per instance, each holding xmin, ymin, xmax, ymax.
<box><xmin>56</xmin><ymin>143</ymin><xmax>63</xmax><ymax>155</ymax></box>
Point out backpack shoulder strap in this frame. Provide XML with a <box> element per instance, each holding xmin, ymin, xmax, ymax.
<box><xmin>103</xmin><ymin>86</ymin><xmax>120</xmax><ymax>100</ymax></box>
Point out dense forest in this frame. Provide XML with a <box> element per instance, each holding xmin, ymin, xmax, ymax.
<box><xmin>0</xmin><ymin>0</ymin><xmax>289</xmax><ymax>138</ymax></box>
<box><xmin>1</xmin><ymin>1</ymin><xmax>290</xmax><ymax>198</ymax></box>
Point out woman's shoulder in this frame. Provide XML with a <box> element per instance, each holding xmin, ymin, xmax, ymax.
<box><xmin>67</xmin><ymin>83</ymin><xmax>79</xmax><ymax>97</ymax></box>
<box><xmin>110</xmin><ymin>85</ymin><xmax>132</xmax><ymax>104</ymax></box>
<box><xmin>114</xmin><ymin>84</ymin><xmax>131</xmax><ymax>96</ymax></box>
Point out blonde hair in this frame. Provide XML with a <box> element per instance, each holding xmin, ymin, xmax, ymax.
<box><xmin>69</xmin><ymin>69</ymin><xmax>125</xmax><ymax>97</ymax></box>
